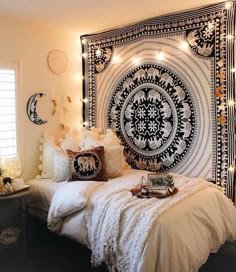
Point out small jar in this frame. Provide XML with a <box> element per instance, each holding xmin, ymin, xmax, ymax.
<box><xmin>141</xmin><ymin>186</ymin><xmax>149</xmax><ymax>195</ymax></box>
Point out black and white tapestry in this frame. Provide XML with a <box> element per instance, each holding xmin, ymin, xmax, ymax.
<box><xmin>81</xmin><ymin>1</ymin><xmax>235</xmax><ymax>201</ymax></box>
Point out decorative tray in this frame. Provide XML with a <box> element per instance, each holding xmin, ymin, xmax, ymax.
<box><xmin>130</xmin><ymin>187</ymin><xmax>178</xmax><ymax>199</ymax></box>
<box><xmin>0</xmin><ymin>185</ymin><xmax>31</xmax><ymax>197</ymax></box>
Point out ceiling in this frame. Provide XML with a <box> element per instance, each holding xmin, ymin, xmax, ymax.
<box><xmin>0</xmin><ymin>0</ymin><xmax>226</xmax><ymax>34</ymax></box>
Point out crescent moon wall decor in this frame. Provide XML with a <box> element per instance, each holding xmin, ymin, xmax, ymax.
<box><xmin>26</xmin><ymin>93</ymin><xmax>48</xmax><ymax>125</ymax></box>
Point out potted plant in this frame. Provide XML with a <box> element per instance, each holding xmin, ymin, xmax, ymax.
<box><xmin>147</xmin><ymin>173</ymin><xmax>175</xmax><ymax>194</ymax></box>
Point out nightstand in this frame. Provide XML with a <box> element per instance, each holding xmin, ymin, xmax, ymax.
<box><xmin>0</xmin><ymin>188</ymin><xmax>32</xmax><ymax>254</ymax></box>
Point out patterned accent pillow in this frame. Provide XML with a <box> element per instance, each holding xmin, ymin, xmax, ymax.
<box><xmin>52</xmin><ymin>149</ymin><xmax>70</xmax><ymax>182</ymax></box>
<box><xmin>67</xmin><ymin>146</ymin><xmax>107</xmax><ymax>181</ymax></box>
<box><xmin>104</xmin><ymin>145</ymin><xmax>123</xmax><ymax>178</ymax></box>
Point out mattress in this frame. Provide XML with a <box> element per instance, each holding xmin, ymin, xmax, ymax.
<box><xmin>26</xmin><ymin>178</ymin><xmax>67</xmax><ymax>219</ymax></box>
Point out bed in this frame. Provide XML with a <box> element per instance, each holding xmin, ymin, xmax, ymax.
<box><xmin>27</xmin><ymin>167</ymin><xmax>236</xmax><ymax>272</ymax></box>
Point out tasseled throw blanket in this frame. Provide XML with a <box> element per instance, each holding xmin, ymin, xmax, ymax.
<box><xmin>89</xmin><ymin>177</ymin><xmax>221</xmax><ymax>272</ymax></box>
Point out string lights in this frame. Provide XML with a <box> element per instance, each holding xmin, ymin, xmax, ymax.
<box><xmin>81</xmin><ymin>38</ymin><xmax>86</xmax><ymax>45</ymax></box>
<box><xmin>227</xmin><ymin>34</ymin><xmax>235</xmax><ymax>39</ymax></box>
<box><xmin>112</xmin><ymin>55</ymin><xmax>121</xmax><ymax>64</ymax></box>
<box><xmin>132</xmin><ymin>57</ymin><xmax>141</xmax><ymax>65</ymax></box>
<box><xmin>228</xmin><ymin>162</ymin><xmax>235</xmax><ymax>173</ymax></box>
<box><xmin>231</xmin><ymin>68</ymin><xmax>236</xmax><ymax>73</ymax></box>
<box><xmin>224</xmin><ymin>1</ymin><xmax>236</xmax><ymax>178</ymax></box>
<box><xmin>225</xmin><ymin>1</ymin><xmax>233</xmax><ymax>9</ymax></box>
<box><xmin>83</xmin><ymin>121</ymin><xmax>88</xmax><ymax>127</ymax></box>
<box><xmin>156</xmin><ymin>52</ymin><xmax>165</xmax><ymax>61</ymax></box>
<box><xmin>180</xmin><ymin>41</ymin><xmax>189</xmax><ymax>51</ymax></box>
<box><xmin>82</xmin><ymin>52</ymin><xmax>87</xmax><ymax>58</ymax></box>
<box><xmin>228</xmin><ymin>100</ymin><xmax>236</xmax><ymax>107</ymax></box>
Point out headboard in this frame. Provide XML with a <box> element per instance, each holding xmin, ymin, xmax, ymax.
<box><xmin>81</xmin><ymin>1</ymin><xmax>235</xmax><ymax>201</ymax></box>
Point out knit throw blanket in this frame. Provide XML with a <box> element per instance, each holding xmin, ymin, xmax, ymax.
<box><xmin>89</xmin><ymin>176</ymin><xmax>220</xmax><ymax>271</ymax></box>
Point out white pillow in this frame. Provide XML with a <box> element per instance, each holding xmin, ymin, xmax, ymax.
<box><xmin>80</xmin><ymin>128</ymin><xmax>120</xmax><ymax>150</ymax></box>
<box><xmin>80</xmin><ymin>128</ymin><xmax>102</xmax><ymax>150</ymax></box>
<box><xmin>49</xmin><ymin>182</ymin><xmax>87</xmax><ymax>218</ymax></box>
<box><xmin>103</xmin><ymin>129</ymin><xmax>121</xmax><ymax>146</ymax></box>
<box><xmin>104</xmin><ymin>145</ymin><xmax>123</xmax><ymax>178</ymax></box>
<box><xmin>47</xmin><ymin>181</ymin><xmax>103</xmax><ymax>232</ymax></box>
<box><xmin>41</xmin><ymin>132</ymin><xmax>58</xmax><ymax>179</ymax></box>
<box><xmin>52</xmin><ymin>149</ymin><xmax>70</xmax><ymax>182</ymax></box>
<box><xmin>60</xmin><ymin>129</ymin><xmax>80</xmax><ymax>152</ymax></box>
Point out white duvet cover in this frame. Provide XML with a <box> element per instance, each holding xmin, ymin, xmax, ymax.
<box><xmin>47</xmin><ymin>169</ymin><xmax>236</xmax><ymax>272</ymax></box>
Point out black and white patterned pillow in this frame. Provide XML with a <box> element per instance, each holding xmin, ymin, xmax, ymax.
<box><xmin>67</xmin><ymin>146</ymin><xmax>107</xmax><ymax>181</ymax></box>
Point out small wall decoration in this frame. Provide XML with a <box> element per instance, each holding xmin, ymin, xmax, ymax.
<box><xmin>47</xmin><ymin>49</ymin><xmax>68</xmax><ymax>75</ymax></box>
<box><xmin>26</xmin><ymin>93</ymin><xmax>48</xmax><ymax>125</ymax></box>
<box><xmin>51</xmin><ymin>99</ymin><xmax>57</xmax><ymax>116</ymax></box>
<box><xmin>81</xmin><ymin>2</ymin><xmax>235</xmax><ymax>201</ymax></box>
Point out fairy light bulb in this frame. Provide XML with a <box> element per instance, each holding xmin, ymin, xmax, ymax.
<box><xmin>180</xmin><ymin>41</ymin><xmax>189</xmax><ymax>51</ymax></box>
<box><xmin>156</xmin><ymin>52</ymin><xmax>165</xmax><ymax>61</ymax></box>
<box><xmin>227</xmin><ymin>34</ymin><xmax>234</xmax><ymax>39</ymax></box>
<box><xmin>231</xmin><ymin>68</ymin><xmax>236</xmax><ymax>73</ymax></box>
<box><xmin>113</xmin><ymin>55</ymin><xmax>121</xmax><ymax>64</ymax></box>
<box><xmin>228</xmin><ymin>100</ymin><xmax>235</xmax><ymax>106</ymax></box>
<box><xmin>228</xmin><ymin>164</ymin><xmax>234</xmax><ymax>172</ymax></box>
<box><xmin>82</xmin><ymin>98</ymin><xmax>88</xmax><ymax>103</ymax></box>
<box><xmin>132</xmin><ymin>57</ymin><xmax>140</xmax><ymax>64</ymax></box>
<box><xmin>82</xmin><ymin>53</ymin><xmax>87</xmax><ymax>58</ymax></box>
<box><xmin>225</xmin><ymin>1</ymin><xmax>233</xmax><ymax>9</ymax></box>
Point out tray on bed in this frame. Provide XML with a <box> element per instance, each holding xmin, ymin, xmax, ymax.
<box><xmin>131</xmin><ymin>187</ymin><xmax>178</xmax><ymax>199</ymax></box>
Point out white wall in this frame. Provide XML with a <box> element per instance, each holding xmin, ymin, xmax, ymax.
<box><xmin>0</xmin><ymin>16</ymin><xmax>83</xmax><ymax>181</ymax></box>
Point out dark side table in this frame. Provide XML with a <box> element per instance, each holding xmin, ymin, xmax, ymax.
<box><xmin>0</xmin><ymin>188</ymin><xmax>32</xmax><ymax>255</ymax></box>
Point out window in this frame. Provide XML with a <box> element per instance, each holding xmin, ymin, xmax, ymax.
<box><xmin>0</xmin><ymin>62</ymin><xmax>19</xmax><ymax>159</ymax></box>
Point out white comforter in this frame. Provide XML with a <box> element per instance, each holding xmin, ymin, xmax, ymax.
<box><xmin>48</xmin><ymin>169</ymin><xmax>236</xmax><ymax>272</ymax></box>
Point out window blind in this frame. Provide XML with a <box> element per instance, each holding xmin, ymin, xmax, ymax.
<box><xmin>0</xmin><ymin>68</ymin><xmax>17</xmax><ymax>158</ymax></box>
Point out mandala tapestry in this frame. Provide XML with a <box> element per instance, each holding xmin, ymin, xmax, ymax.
<box><xmin>81</xmin><ymin>2</ymin><xmax>235</xmax><ymax>201</ymax></box>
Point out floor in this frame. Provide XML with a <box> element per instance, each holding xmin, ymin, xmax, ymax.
<box><xmin>0</xmin><ymin>215</ymin><xmax>235</xmax><ymax>272</ymax></box>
